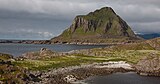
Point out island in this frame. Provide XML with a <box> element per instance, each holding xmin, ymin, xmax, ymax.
<box><xmin>51</xmin><ymin>7</ymin><xmax>141</xmax><ymax>44</ymax></box>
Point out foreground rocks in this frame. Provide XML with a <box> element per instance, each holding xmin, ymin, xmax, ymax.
<box><xmin>28</xmin><ymin>61</ymin><xmax>134</xmax><ymax>84</ymax></box>
<box><xmin>135</xmin><ymin>54</ymin><xmax>160</xmax><ymax>76</ymax></box>
<box><xmin>0</xmin><ymin>53</ymin><xmax>29</xmax><ymax>84</ymax></box>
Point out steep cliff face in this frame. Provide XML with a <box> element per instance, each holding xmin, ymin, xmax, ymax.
<box><xmin>51</xmin><ymin>7</ymin><xmax>139</xmax><ymax>44</ymax></box>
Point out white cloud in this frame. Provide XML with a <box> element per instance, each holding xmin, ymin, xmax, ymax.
<box><xmin>38</xmin><ymin>31</ymin><xmax>54</xmax><ymax>38</ymax></box>
<box><xmin>0</xmin><ymin>28</ymin><xmax>54</xmax><ymax>40</ymax></box>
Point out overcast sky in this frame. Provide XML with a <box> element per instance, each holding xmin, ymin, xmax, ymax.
<box><xmin>0</xmin><ymin>0</ymin><xmax>160</xmax><ymax>40</ymax></box>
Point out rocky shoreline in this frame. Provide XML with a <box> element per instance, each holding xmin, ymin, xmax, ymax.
<box><xmin>27</xmin><ymin>61</ymin><xmax>134</xmax><ymax>84</ymax></box>
<box><xmin>0</xmin><ymin>40</ymin><xmax>138</xmax><ymax>45</ymax></box>
<box><xmin>27</xmin><ymin>60</ymin><xmax>160</xmax><ymax>84</ymax></box>
<box><xmin>1</xmin><ymin>37</ymin><xmax>160</xmax><ymax>84</ymax></box>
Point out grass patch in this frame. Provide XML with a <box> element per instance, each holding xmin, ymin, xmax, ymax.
<box><xmin>0</xmin><ymin>53</ymin><xmax>12</xmax><ymax>60</ymax></box>
<box><xmin>13</xmin><ymin>49</ymin><xmax>160</xmax><ymax>71</ymax></box>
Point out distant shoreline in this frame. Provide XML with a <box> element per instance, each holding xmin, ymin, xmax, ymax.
<box><xmin>0</xmin><ymin>40</ymin><xmax>51</xmax><ymax>44</ymax></box>
<box><xmin>0</xmin><ymin>40</ymin><xmax>120</xmax><ymax>45</ymax></box>
<box><xmin>0</xmin><ymin>38</ymin><xmax>143</xmax><ymax>45</ymax></box>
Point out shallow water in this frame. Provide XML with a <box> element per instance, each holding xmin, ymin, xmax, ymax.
<box><xmin>84</xmin><ymin>72</ymin><xmax>160</xmax><ymax>84</ymax></box>
<box><xmin>0</xmin><ymin>43</ymin><xmax>107</xmax><ymax>56</ymax></box>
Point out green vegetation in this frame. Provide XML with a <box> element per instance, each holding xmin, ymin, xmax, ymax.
<box><xmin>73</xmin><ymin>27</ymin><xmax>96</xmax><ymax>36</ymax></box>
<box><xmin>13</xmin><ymin>56</ymin><xmax>101</xmax><ymax>71</ymax></box>
<box><xmin>81</xmin><ymin>7</ymin><xmax>117</xmax><ymax>21</ymax></box>
<box><xmin>0</xmin><ymin>53</ymin><xmax>28</xmax><ymax>83</ymax></box>
<box><xmin>13</xmin><ymin>49</ymin><xmax>160</xmax><ymax>71</ymax></box>
<box><xmin>111</xmin><ymin>42</ymin><xmax>155</xmax><ymax>50</ymax></box>
<box><xmin>13</xmin><ymin>38</ymin><xmax>160</xmax><ymax>71</ymax></box>
<box><xmin>60</xmin><ymin>29</ymin><xmax>72</xmax><ymax>39</ymax></box>
<box><xmin>0</xmin><ymin>53</ymin><xmax>12</xmax><ymax>60</ymax></box>
<box><xmin>0</xmin><ymin>63</ymin><xmax>27</xmax><ymax>83</ymax></box>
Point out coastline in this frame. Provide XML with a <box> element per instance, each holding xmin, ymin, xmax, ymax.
<box><xmin>0</xmin><ymin>37</ymin><xmax>160</xmax><ymax>83</ymax></box>
<box><xmin>28</xmin><ymin>61</ymin><xmax>135</xmax><ymax>84</ymax></box>
<box><xmin>0</xmin><ymin>39</ymin><xmax>142</xmax><ymax>46</ymax></box>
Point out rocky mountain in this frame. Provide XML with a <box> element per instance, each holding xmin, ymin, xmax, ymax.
<box><xmin>51</xmin><ymin>7</ymin><xmax>140</xmax><ymax>44</ymax></box>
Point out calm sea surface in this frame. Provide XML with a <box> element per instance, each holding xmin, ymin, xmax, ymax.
<box><xmin>0</xmin><ymin>43</ymin><xmax>107</xmax><ymax>56</ymax></box>
<box><xmin>84</xmin><ymin>72</ymin><xmax>160</xmax><ymax>84</ymax></box>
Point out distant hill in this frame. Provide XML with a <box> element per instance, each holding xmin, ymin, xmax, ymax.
<box><xmin>51</xmin><ymin>7</ymin><xmax>140</xmax><ymax>44</ymax></box>
<box><xmin>138</xmin><ymin>33</ymin><xmax>160</xmax><ymax>40</ymax></box>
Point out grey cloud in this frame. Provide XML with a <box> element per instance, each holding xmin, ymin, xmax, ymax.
<box><xmin>0</xmin><ymin>29</ymin><xmax>54</xmax><ymax>40</ymax></box>
<box><xmin>0</xmin><ymin>0</ymin><xmax>105</xmax><ymax>15</ymax></box>
<box><xmin>113</xmin><ymin>4</ymin><xmax>160</xmax><ymax>23</ymax></box>
<box><xmin>0</xmin><ymin>0</ymin><xmax>159</xmax><ymax>21</ymax></box>
<box><xmin>130</xmin><ymin>22</ymin><xmax>160</xmax><ymax>33</ymax></box>
<box><xmin>109</xmin><ymin>0</ymin><xmax>160</xmax><ymax>6</ymax></box>
<box><xmin>0</xmin><ymin>17</ymin><xmax>69</xmax><ymax>40</ymax></box>
<box><xmin>0</xmin><ymin>0</ymin><xmax>107</xmax><ymax>21</ymax></box>
<box><xmin>0</xmin><ymin>0</ymin><xmax>160</xmax><ymax>39</ymax></box>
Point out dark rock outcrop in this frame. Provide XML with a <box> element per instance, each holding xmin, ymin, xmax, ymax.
<box><xmin>20</xmin><ymin>40</ymin><xmax>51</xmax><ymax>44</ymax></box>
<box><xmin>52</xmin><ymin>7</ymin><xmax>140</xmax><ymax>44</ymax></box>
